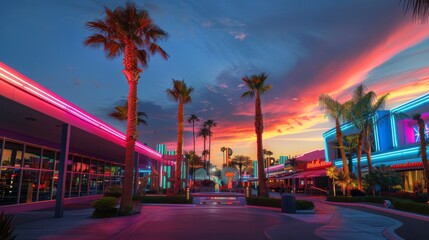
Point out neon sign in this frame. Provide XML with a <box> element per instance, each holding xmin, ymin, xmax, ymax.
<box><xmin>413</xmin><ymin>124</ymin><xmax>429</xmax><ymax>142</ymax></box>
<box><xmin>306</xmin><ymin>159</ymin><xmax>332</xmax><ymax>170</ymax></box>
<box><xmin>391</xmin><ymin>162</ymin><xmax>423</xmax><ymax>169</ymax></box>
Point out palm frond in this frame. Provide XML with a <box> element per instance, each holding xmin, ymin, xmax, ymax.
<box><xmin>403</xmin><ymin>0</ymin><xmax>429</xmax><ymax>22</ymax></box>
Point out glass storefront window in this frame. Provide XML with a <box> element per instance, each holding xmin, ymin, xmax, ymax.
<box><xmin>97</xmin><ymin>161</ymin><xmax>104</xmax><ymax>174</ymax></box>
<box><xmin>73</xmin><ymin>156</ymin><xmax>82</xmax><ymax>172</ymax></box>
<box><xmin>104</xmin><ymin>163</ymin><xmax>111</xmax><ymax>176</ymax></box>
<box><xmin>89</xmin><ymin>175</ymin><xmax>97</xmax><ymax>195</ymax></box>
<box><xmin>90</xmin><ymin>160</ymin><xmax>97</xmax><ymax>174</ymax></box>
<box><xmin>70</xmin><ymin>173</ymin><xmax>81</xmax><ymax>197</ymax></box>
<box><xmin>23</xmin><ymin>145</ymin><xmax>41</xmax><ymax>168</ymax></box>
<box><xmin>38</xmin><ymin>171</ymin><xmax>53</xmax><ymax>201</ymax></box>
<box><xmin>97</xmin><ymin>176</ymin><xmax>104</xmax><ymax>194</ymax></box>
<box><xmin>41</xmin><ymin>149</ymin><xmax>55</xmax><ymax>170</ymax></box>
<box><xmin>66</xmin><ymin>154</ymin><xmax>73</xmax><ymax>172</ymax></box>
<box><xmin>82</xmin><ymin>158</ymin><xmax>90</xmax><ymax>173</ymax></box>
<box><xmin>81</xmin><ymin>174</ymin><xmax>88</xmax><ymax>196</ymax></box>
<box><xmin>0</xmin><ymin>168</ymin><xmax>20</xmax><ymax>205</ymax></box>
<box><xmin>2</xmin><ymin>141</ymin><xmax>23</xmax><ymax>167</ymax></box>
<box><xmin>20</xmin><ymin>170</ymin><xmax>39</xmax><ymax>203</ymax></box>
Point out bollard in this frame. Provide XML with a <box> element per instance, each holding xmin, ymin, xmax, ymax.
<box><xmin>281</xmin><ymin>194</ymin><xmax>296</xmax><ymax>213</ymax></box>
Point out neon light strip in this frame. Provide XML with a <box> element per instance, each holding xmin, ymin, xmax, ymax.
<box><xmin>391</xmin><ymin>115</ymin><xmax>398</xmax><ymax>148</ymax></box>
<box><xmin>373</xmin><ymin>115</ymin><xmax>380</xmax><ymax>151</ymax></box>
<box><xmin>322</xmin><ymin>122</ymin><xmax>353</xmax><ymax>138</ymax></box>
<box><xmin>0</xmin><ymin>64</ymin><xmax>162</xmax><ymax>159</ymax></box>
<box><xmin>391</xmin><ymin>93</ymin><xmax>429</xmax><ymax>113</ymax></box>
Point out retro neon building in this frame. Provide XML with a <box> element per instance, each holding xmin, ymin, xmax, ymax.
<box><xmin>323</xmin><ymin>93</ymin><xmax>429</xmax><ymax>191</ymax></box>
<box><xmin>0</xmin><ymin>62</ymin><xmax>171</xmax><ymax>213</ymax></box>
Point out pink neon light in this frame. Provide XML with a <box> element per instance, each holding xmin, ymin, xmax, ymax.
<box><xmin>0</xmin><ymin>63</ymin><xmax>162</xmax><ymax>159</ymax></box>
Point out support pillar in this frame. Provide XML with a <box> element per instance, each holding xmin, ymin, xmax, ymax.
<box><xmin>55</xmin><ymin>124</ymin><xmax>70</xmax><ymax>218</ymax></box>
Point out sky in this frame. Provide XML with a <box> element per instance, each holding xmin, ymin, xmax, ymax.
<box><xmin>2</xmin><ymin>0</ymin><xmax>429</xmax><ymax>167</ymax></box>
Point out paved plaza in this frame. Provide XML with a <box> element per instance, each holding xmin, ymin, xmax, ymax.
<box><xmin>11</xmin><ymin>195</ymin><xmax>429</xmax><ymax>240</ymax></box>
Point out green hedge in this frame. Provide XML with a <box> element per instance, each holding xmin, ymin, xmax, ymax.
<box><xmin>246</xmin><ymin>197</ymin><xmax>314</xmax><ymax>210</ymax></box>
<box><xmin>327</xmin><ymin>196</ymin><xmax>429</xmax><ymax>216</ymax></box>
<box><xmin>92</xmin><ymin>197</ymin><xmax>118</xmax><ymax>218</ymax></box>
<box><xmin>133</xmin><ymin>195</ymin><xmax>193</xmax><ymax>204</ymax></box>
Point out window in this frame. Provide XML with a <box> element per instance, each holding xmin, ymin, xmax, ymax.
<box><xmin>23</xmin><ymin>146</ymin><xmax>41</xmax><ymax>168</ymax></box>
<box><xmin>20</xmin><ymin>170</ymin><xmax>39</xmax><ymax>203</ymax></box>
<box><xmin>2</xmin><ymin>141</ymin><xmax>23</xmax><ymax>167</ymax></box>
<box><xmin>0</xmin><ymin>168</ymin><xmax>20</xmax><ymax>205</ymax></box>
<box><xmin>41</xmin><ymin>150</ymin><xmax>55</xmax><ymax>170</ymax></box>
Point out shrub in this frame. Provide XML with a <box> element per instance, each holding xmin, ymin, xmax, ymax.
<box><xmin>350</xmin><ymin>189</ymin><xmax>366</xmax><ymax>196</ymax></box>
<box><xmin>134</xmin><ymin>195</ymin><xmax>193</xmax><ymax>204</ymax></box>
<box><xmin>92</xmin><ymin>197</ymin><xmax>118</xmax><ymax>218</ymax></box>
<box><xmin>104</xmin><ymin>185</ymin><xmax>122</xmax><ymax>198</ymax></box>
<box><xmin>246</xmin><ymin>197</ymin><xmax>314</xmax><ymax>210</ymax></box>
<box><xmin>296</xmin><ymin>200</ymin><xmax>315</xmax><ymax>210</ymax></box>
<box><xmin>0</xmin><ymin>212</ymin><xmax>16</xmax><ymax>240</ymax></box>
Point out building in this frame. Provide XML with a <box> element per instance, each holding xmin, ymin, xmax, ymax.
<box><xmin>323</xmin><ymin>93</ymin><xmax>429</xmax><ymax>192</ymax></box>
<box><xmin>0</xmin><ymin>62</ymin><xmax>169</xmax><ymax>213</ymax></box>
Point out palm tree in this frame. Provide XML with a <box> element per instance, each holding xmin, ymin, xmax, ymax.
<box><xmin>187</xmin><ymin>114</ymin><xmax>199</xmax><ymax>187</ymax></box>
<box><xmin>197</xmin><ymin>127</ymin><xmax>211</xmax><ymax>175</ymax></box>
<box><xmin>109</xmin><ymin>103</ymin><xmax>148</xmax><ymax>126</ymax></box>
<box><xmin>229</xmin><ymin>155</ymin><xmax>252</xmax><ymax>184</ymax></box>
<box><xmin>342</xmin><ymin>134</ymin><xmax>361</xmax><ymax>188</ymax></box>
<box><xmin>403</xmin><ymin>0</ymin><xmax>429</xmax><ymax>21</ymax></box>
<box><xmin>166</xmin><ymin>79</ymin><xmax>194</xmax><ymax>194</ymax></box>
<box><xmin>413</xmin><ymin>113</ymin><xmax>429</xmax><ymax>194</ymax></box>
<box><xmin>84</xmin><ymin>2</ymin><xmax>168</xmax><ymax>213</ymax></box>
<box><xmin>203</xmin><ymin>119</ymin><xmax>217</xmax><ymax>177</ymax></box>
<box><xmin>348</xmin><ymin>85</ymin><xmax>388</xmax><ymax>174</ymax></box>
<box><xmin>221</xmin><ymin>147</ymin><xmax>227</xmax><ymax>167</ymax></box>
<box><xmin>326</xmin><ymin>166</ymin><xmax>338</xmax><ymax>196</ymax></box>
<box><xmin>109</xmin><ymin>102</ymin><xmax>148</xmax><ymax>194</ymax></box>
<box><xmin>336</xmin><ymin>170</ymin><xmax>351</xmax><ymax>196</ymax></box>
<box><xmin>319</xmin><ymin>94</ymin><xmax>350</xmax><ymax>179</ymax></box>
<box><xmin>241</xmin><ymin>73</ymin><xmax>272</xmax><ymax>197</ymax></box>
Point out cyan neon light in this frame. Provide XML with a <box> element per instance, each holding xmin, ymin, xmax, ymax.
<box><xmin>391</xmin><ymin>93</ymin><xmax>429</xmax><ymax>113</ymax></box>
<box><xmin>391</xmin><ymin>115</ymin><xmax>398</xmax><ymax>148</ymax></box>
<box><xmin>322</xmin><ymin>122</ymin><xmax>354</xmax><ymax>138</ymax></box>
<box><xmin>373</xmin><ymin>115</ymin><xmax>380</xmax><ymax>152</ymax></box>
<box><xmin>323</xmin><ymin>139</ymin><xmax>330</xmax><ymax>162</ymax></box>
<box><xmin>0</xmin><ymin>63</ymin><xmax>162</xmax><ymax>159</ymax></box>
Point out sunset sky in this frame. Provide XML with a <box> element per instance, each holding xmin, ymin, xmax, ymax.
<box><xmin>2</xmin><ymin>0</ymin><xmax>429</xmax><ymax>167</ymax></box>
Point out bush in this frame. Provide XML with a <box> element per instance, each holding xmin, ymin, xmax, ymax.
<box><xmin>0</xmin><ymin>212</ymin><xmax>16</xmax><ymax>240</ymax></box>
<box><xmin>326</xmin><ymin>196</ymin><xmax>429</xmax><ymax>216</ymax></box>
<box><xmin>296</xmin><ymin>200</ymin><xmax>315</xmax><ymax>210</ymax></box>
<box><xmin>350</xmin><ymin>189</ymin><xmax>366</xmax><ymax>196</ymax></box>
<box><xmin>92</xmin><ymin>197</ymin><xmax>118</xmax><ymax>218</ymax></box>
<box><xmin>134</xmin><ymin>195</ymin><xmax>193</xmax><ymax>204</ymax></box>
<box><xmin>104</xmin><ymin>185</ymin><xmax>122</xmax><ymax>198</ymax></box>
<box><xmin>246</xmin><ymin>197</ymin><xmax>314</xmax><ymax>210</ymax></box>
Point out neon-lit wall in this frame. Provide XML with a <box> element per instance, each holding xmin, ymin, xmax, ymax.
<box><xmin>325</xmin><ymin>93</ymin><xmax>429</xmax><ymax>169</ymax></box>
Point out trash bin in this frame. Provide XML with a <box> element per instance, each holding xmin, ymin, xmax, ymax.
<box><xmin>281</xmin><ymin>194</ymin><xmax>296</xmax><ymax>213</ymax></box>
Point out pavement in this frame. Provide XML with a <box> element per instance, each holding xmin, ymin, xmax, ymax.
<box><xmin>11</xmin><ymin>194</ymin><xmax>429</xmax><ymax>240</ymax></box>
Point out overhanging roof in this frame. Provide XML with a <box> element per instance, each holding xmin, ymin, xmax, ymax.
<box><xmin>0</xmin><ymin>62</ymin><xmax>163</xmax><ymax>163</ymax></box>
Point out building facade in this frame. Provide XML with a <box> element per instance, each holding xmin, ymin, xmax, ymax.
<box><xmin>323</xmin><ymin>93</ymin><xmax>429</xmax><ymax>192</ymax></box>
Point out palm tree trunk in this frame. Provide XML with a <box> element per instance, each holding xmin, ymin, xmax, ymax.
<box><xmin>332</xmin><ymin>179</ymin><xmax>336</xmax><ymax>196</ymax></box>
<box><xmin>335</xmin><ymin>118</ymin><xmax>349</xmax><ymax>176</ymax></box>
<box><xmin>174</xmin><ymin>102</ymin><xmax>184</xmax><ymax>194</ymax></box>
<box><xmin>363</xmin><ymin>128</ymin><xmax>374</xmax><ymax>173</ymax></box>
<box><xmin>192</xmin><ymin>121</ymin><xmax>196</xmax><ymax>185</ymax></box>
<box><xmin>255</xmin><ymin>94</ymin><xmax>268</xmax><ymax>197</ymax></box>
<box><xmin>203</xmin><ymin>137</ymin><xmax>207</xmax><ymax>175</ymax></box>
<box><xmin>417</xmin><ymin>118</ymin><xmax>429</xmax><ymax>194</ymax></box>
<box><xmin>208</xmin><ymin>130</ymin><xmax>211</xmax><ymax>179</ymax></box>
<box><xmin>120</xmin><ymin>42</ymin><xmax>140</xmax><ymax>214</ymax></box>
<box><xmin>357</xmin><ymin>132</ymin><xmax>363</xmax><ymax>190</ymax></box>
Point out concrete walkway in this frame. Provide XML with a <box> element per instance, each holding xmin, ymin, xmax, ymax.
<box><xmin>11</xmin><ymin>195</ymin><xmax>429</xmax><ymax>240</ymax></box>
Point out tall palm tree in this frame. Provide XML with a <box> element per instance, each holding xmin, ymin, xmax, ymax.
<box><xmin>84</xmin><ymin>2</ymin><xmax>168</xmax><ymax>213</ymax></box>
<box><xmin>166</xmin><ymin>79</ymin><xmax>194</xmax><ymax>194</ymax></box>
<box><xmin>203</xmin><ymin>119</ymin><xmax>217</xmax><ymax>177</ymax></box>
<box><xmin>220</xmin><ymin>147</ymin><xmax>227</xmax><ymax>167</ymax></box>
<box><xmin>229</xmin><ymin>155</ymin><xmax>252</xmax><ymax>184</ymax></box>
<box><xmin>241</xmin><ymin>73</ymin><xmax>272</xmax><ymax>197</ymax></box>
<box><xmin>342</xmin><ymin>134</ymin><xmax>361</xmax><ymax>188</ymax></box>
<box><xmin>319</xmin><ymin>94</ymin><xmax>350</xmax><ymax>178</ymax></box>
<box><xmin>109</xmin><ymin>102</ymin><xmax>148</xmax><ymax>194</ymax></box>
<box><xmin>187</xmin><ymin>114</ymin><xmax>199</xmax><ymax>187</ymax></box>
<box><xmin>197</xmin><ymin>127</ymin><xmax>211</xmax><ymax>175</ymax></box>
<box><xmin>287</xmin><ymin>156</ymin><xmax>298</xmax><ymax>193</ymax></box>
<box><xmin>348</xmin><ymin>85</ymin><xmax>388</xmax><ymax>174</ymax></box>
<box><xmin>413</xmin><ymin>113</ymin><xmax>429</xmax><ymax>194</ymax></box>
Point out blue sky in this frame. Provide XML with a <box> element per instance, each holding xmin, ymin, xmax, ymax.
<box><xmin>2</xmin><ymin>0</ymin><xmax>429</xmax><ymax>166</ymax></box>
